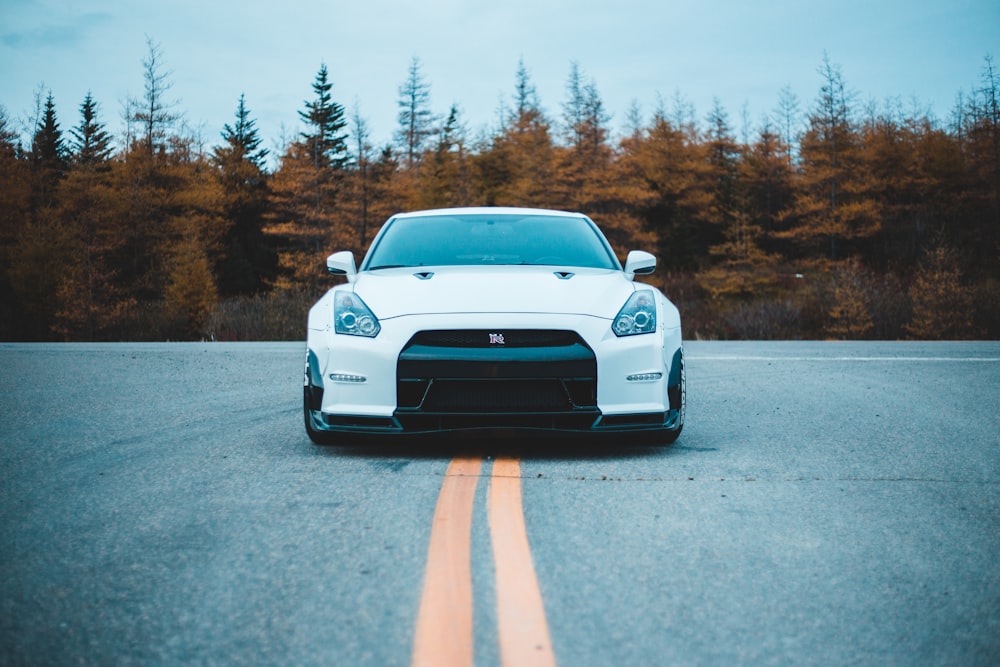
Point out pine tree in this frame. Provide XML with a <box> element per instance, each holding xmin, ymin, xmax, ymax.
<box><xmin>343</xmin><ymin>102</ymin><xmax>376</xmax><ymax>248</ymax></box>
<box><xmin>772</xmin><ymin>85</ymin><xmax>801</xmax><ymax>168</ymax></box>
<box><xmin>777</xmin><ymin>54</ymin><xmax>880</xmax><ymax>262</ymax></box>
<box><xmin>52</xmin><ymin>159</ymin><xmax>129</xmax><ymax>340</ymax></box>
<box><xmin>212</xmin><ymin>94</ymin><xmax>275</xmax><ymax>295</ymax></box>
<box><xmin>0</xmin><ymin>106</ymin><xmax>34</xmax><ymax>339</ymax></box>
<box><xmin>512</xmin><ymin>58</ymin><xmax>541</xmax><ymax>131</ymax></box>
<box><xmin>31</xmin><ymin>92</ymin><xmax>67</xmax><ymax>208</ymax></box>
<box><xmin>299</xmin><ymin>64</ymin><xmax>348</xmax><ymax>172</ymax></box>
<box><xmin>70</xmin><ymin>92</ymin><xmax>113</xmax><ymax>168</ymax></box>
<box><xmin>420</xmin><ymin>104</ymin><xmax>470</xmax><ymax>209</ymax></box>
<box><xmin>479</xmin><ymin>60</ymin><xmax>555</xmax><ymax>207</ymax></box>
<box><xmin>905</xmin><ymin>245</ymin><xmax>975</xmax><ymax>339</ymax></box>
<box><xmin>396</xmin><ymin>57</ymin><xmax>434</xmax><ymax>169</ymax></box>
<box><xmin>218</xmin><ymin>93</ymin><xmax>269</xmax><ymax>170</ymax></box>
<box><xmin>265</xmin><ymin>66</ymin><xmax>352</xmax><ymax>292</ymax></box>
<box><xmin>827</xmin><ymin>261</ymin><xmax>874</xmax><ymax>339</ymax></box>
<box><xmin>554</xmin><ymin>63</ymin><xmax>612</xmax><ymax>211</ymax></box>
<box><xmin>628</xmin><ymin>105</ymin><xmax>712</xmax><ymax>271</ymax></box>
<box><xmin>704</xmin><ymin>99</ymin><xmax>741</xmax><ymax>227</ymax></box>
<box><xmin>163</xmin><ymin>227</ymin><xmax>219</xmax><ymax>339</ymax></box>
<box><xmin>962</xmin><ymin>55</ymin><xmax>1000</xmax><ymax>273</ymax></box>
<box><xmin>131</xmin><ymin>37</ymin><xmax>180</xmax><ymax>160</ymax></box>
<box><xmin>742</xmin><ymin>118</ymin><xmax>794</xmax><ymax>235</ymax></box>
<box><xmin>697</xmin><ymin>104</ymin><xmax>788</xmax><ymax>303</ymax></box>
<box><xmin>32</xmin><ymin>93</ymin><xmax>67</xmax><ymax>168</ymax></box>
<box><xmin>562</xmin><ymin>62</ymin><xmax>587</xmax><ymax>150</ymax></box>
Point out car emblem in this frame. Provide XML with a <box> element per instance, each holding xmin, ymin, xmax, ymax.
<box><xmin>489</xmin><ymin>333</ymin><xmax>505</xmax><ymax>345</ymax></box>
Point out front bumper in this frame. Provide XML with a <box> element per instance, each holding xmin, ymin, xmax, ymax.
<box><xmin>306</xmin><ymin>313</ymin><xmax>682</xmax><ymax>438</ymax></box>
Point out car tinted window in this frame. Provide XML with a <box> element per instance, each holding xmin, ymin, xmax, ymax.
<box><xmin>363</xmin><ymin>214</ymin><xmax>620</xmax><ymax>270</ymax></box>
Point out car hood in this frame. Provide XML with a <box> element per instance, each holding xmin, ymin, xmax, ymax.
<box><xmin>351</xmin><ymin>265</ymin><xmax>635</xmax><ymax>320</ymax></box>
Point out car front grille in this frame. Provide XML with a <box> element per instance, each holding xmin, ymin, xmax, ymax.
<box><xmin>408</xmin><ymin>329</ymin><xmax>582</xmax><ymax>348</ymax></box>
<box><xmin>395</xmin><ymin>329</ymin><xmax>598</xmax><ymax>429</ymax></box>
<box><xmin>422</xmin><ymin>379</ymin><xmax>573</xmax><ymax>412</ymax></box>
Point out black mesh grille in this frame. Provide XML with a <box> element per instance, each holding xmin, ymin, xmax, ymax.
<box><xmin>396</xmin><ymin>329</ymin><xmax>598</xmax><ymax>424</ymax></box>
<box><xmin>422</xmin><ymin>379</ymin><xmax>572</xmax><ymax>412</ymax></box>
<box><xmin>408</xmin><ymin>329</ymin><xmax>580</xmax><ymax>348</ymax></box>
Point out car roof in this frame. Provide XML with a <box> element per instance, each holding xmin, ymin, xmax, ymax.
<box><xmin>391</xmin><ymin>207</ymin><xmax>585</xmax><ymax>220</ymax></box>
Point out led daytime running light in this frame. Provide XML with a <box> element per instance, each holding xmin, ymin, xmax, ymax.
<box><xmin>329</xmin><ymin>373</ymin><xmax>367</xmax><ymax>383</ymax></box>
<box><xmin>627</xmin><ymin>372</ymin><xmax>663</xmax><ymax>382</ymax></box>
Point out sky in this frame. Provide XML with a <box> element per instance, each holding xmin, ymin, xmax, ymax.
<box><xmin>1</xmin><ymin>0</ymin><xmax>998</xmax><ymax>159</ymax></box>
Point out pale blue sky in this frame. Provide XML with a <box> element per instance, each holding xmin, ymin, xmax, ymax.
<box><xmin>1</xmin><ymin>0</ymin><xmax>997</xmax><ymax>155</ymax></box>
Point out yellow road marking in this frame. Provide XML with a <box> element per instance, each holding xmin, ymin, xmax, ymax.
<box><xmin>411</xmin><ymin>455</ymin><xmax>557</xmax><ymax>667</ymax></box>
<box><xmin>411</xmin><ymin>456</ymin><xmax>481</xmax><ymax>667</ymax></box>
<box><xmin>489</xmin><ymin>457</ymin><xmax>558</xmax><ymax>667</ymax></box>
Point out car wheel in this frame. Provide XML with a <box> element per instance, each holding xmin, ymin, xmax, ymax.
<box><xmin>658</xmin><ymin>351</ymin><xmax>686</xmax><ymax>445</ymax></box>
<box><xmin>304</xmin><ymin>384</ymin><xmax>336</xmax><ymax>445</ymax></box>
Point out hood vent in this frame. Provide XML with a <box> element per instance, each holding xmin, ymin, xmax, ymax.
<box><xmin>413</xmin><ymin>271</ymin><xmax>435</xmax><ymax>280</ymax></box>
<box><xmin>554</xmin><ymin>271</ymin><xmax>575</xmax><ymax>280</ymax></box>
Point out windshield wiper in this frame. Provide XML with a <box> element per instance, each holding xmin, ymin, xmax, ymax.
<box><xmin>368</xmin><ymin>264</ymin><xmax>413</xmax><ymax>270</ymax></box>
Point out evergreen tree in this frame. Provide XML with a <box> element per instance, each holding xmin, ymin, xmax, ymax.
<box><xmin>905</xmin><ymin>244</ymin><xmax>975</xmax><ymax>339</ymax></box>
<box><xmin>962</xmin><ymin>55</ymin><xmax>1000</xmax><ymax>272</ymax></box>
<box><xmin>163</xmin><ymin>228</ymin><xmax>219</xmax><ymax>339</ymax></box>
<box><xmin>32</xmin><ymin>93</ymin><xmax>66</xmax><ymax>167</ymax></box>
<box><xmin>698</xmin><ymin>104</ymin><xmax>782</xmax><ymax>303</ymax></box>
<box><xmin>266</xmin><ymin>66</ymin><xmax>352</xmax><ymax>292</ymax></box>
<box><xmin>778</xmin><ymin>54</ymin><xmax>880</xmax><ymax>261</ymax></box>
<box><xmin>131</xmin><ymin>37</ymin><xmax>180</xmax><ymax>160</ymax></box>
<box><xmin>53</xmin><ymin>158</ymin><xmax>129</xmax><ymax>340</ymax></box>
<box><xmin>742</xmin><ymin>118</ymin><xmax>794</xmax><ymax>235</ymax></box>
<box><xmin>212</xmin><ymin>94</ymin><xmax>275</xmax><ymax>295</ymax></box>
<box><xmin>827</xmin><ymin>261</ymin><xmax>874</xmax><ymax>339</ymax></box>
<box><xmin>420</xmin><ymin>104</ymin><xmax>470</xmax><ymax>209</ymax></box>
<box><xmin>51</xmin><ymin>91</ymin><xmax>123</xmax><ymax>340</ymax></box>
<box><xmin>580</xmin><ymin>79</ymin><xmax>611</xmax><ymax>158</ymax></box>
<box><xmin>511</xmin><ymin>57</ymin><xmax>544</xmax><ymax>132</ymax></box>
<box><xmin>561</xmin><ymin>62</ymin><xmax>611</xmax><ymax>157</ymax></box>
<box><xmin>299</xmin><ymin>64</ymin><xmax>348</xmax><ymax>172</ymax></box>
<box><xmin>70</xmin><ymin>92</ymin><xmax>113</xmax><ymax>167</ymax></box>
<box><xmin>628</xmin><ymin>106</ymin><xmax>711</xmax><ymax>271</ymax></box>
<box><xmin>0</xmin><ymin>106</ymin><xmax>33</xmax><ymax>339</ymax></box>
<box><xmin>218</xmin><ymin>93</ymin><xmax>269</xmax><ymax>170</ymax></box>
<box><xmin>479</xmin><ymin>60</ymin><xmax>555</xmax><ymax>207</ymax></box>
<box><xmin>772</xmin><ymin>85</ymin><xmax>801</xmax><ymax>168</ymax></box>
<box><xmin>31</xmin><ymin>92</ymin><xmax>68</xmax><ymax>207</ymax></box>
<box><xmin>562</xmin><ymin>61</ymin><xmax>586</xmax><ymax>150</ymax></box>
<box><xmin>395</xmin><ymin>56</ymin><xmax>434</xmax><ymax>168</ymax></box>
<box><xmin>340</xmin><ymin>101</ymin><xmax>379</xmax><ymax>249</ymax></box>
<box><xmin>554</xmin><ymin>63</ymin><xmax>612</xmax><ymax>211</ymax></box>
<box><xmin>0</xmin><ymin>105</ymin><xmax>19</xmax><ymax>158</ymax></box>
<box><xmin>704</xmin><ymin>99</ymin><xmax>741</xmax><ymax>226</ymax></box>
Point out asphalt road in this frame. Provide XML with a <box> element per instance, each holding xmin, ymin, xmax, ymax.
<box><xmin>1</xmin><ymin>341</ymin><xmax>998</xmax><ymax>666</ymax></box>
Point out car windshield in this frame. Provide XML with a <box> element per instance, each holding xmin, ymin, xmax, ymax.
<box><xmin>363</xmin><ymin>213</ymin><xmax>620</xmax><ymax>270</ymax></box>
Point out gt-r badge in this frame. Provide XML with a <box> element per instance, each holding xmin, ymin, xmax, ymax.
<box><xmin>489</xmin><ymin>333</ymin><xmax>506</xmax><ymax>345</ymax></box>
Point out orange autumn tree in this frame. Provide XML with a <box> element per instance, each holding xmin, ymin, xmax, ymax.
<box><xmin>777</xmin><ymin>56</ymin><xmax>881</xmax><ymax>263</ymax></box>
<box><xmin>266</xmin><ymin>64</ymin><xmax>354</xmax><ymax>293</ymax></box>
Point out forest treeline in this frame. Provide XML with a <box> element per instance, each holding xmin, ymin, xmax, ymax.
<box><xmin>1</xmin><ymin>42</ymin><xmax>998</xmax><ymax>341</ymax></box>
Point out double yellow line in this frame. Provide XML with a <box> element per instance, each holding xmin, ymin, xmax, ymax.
<box><xmin>411</xmin><ymin>456</ymin><xmax>557</xmax><ymax>667</ymax></box>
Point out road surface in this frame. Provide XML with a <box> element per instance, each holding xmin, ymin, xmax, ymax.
<box><xmin>2</xmin><ymin>341</ymin><xmax>998</xmax><ymax>665</ymax></box>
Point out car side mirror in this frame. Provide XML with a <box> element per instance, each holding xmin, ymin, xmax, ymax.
<box><xmin>624</xmin><ymin>250</ymin><xmax>656</xmax><ymax>281</ymax></box>
<box><xmin>326</xmin><ymin>251</ymin><xmax>357</xmax><ymax>283</ymax></box>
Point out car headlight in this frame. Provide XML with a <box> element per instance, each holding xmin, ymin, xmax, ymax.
<box><xmin>613</xmin><ymin>290</ymin><xmax>656</xmax><ymax>336</ymax></box>
<box><xmin>334</xmin><ymin>292</ymin><xmax>380</xmax><ymax>337</ymax></box>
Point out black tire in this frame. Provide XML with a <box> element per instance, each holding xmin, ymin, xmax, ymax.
<box><xmin>304</xmin><ymin>386</ymin><xmax>336</xmax><ymax>445</ymax></box>
<box><xmin>657</xmin><ymin>352</ymin><xmax>686</xmax><ymax>445</ymax></box>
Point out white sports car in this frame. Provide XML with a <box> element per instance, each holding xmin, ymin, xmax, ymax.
<box><xmin>304</xmin><ymin>207</ymin><xmax>685</xmax><ymax>444</ymax></box>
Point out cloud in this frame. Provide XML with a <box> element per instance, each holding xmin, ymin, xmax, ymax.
<box><xmin>1</xmin><ymin>12</ymin><xmax>111</xmax><ymax>50</ymax></box>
